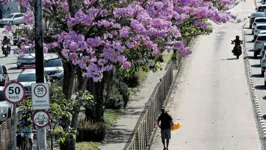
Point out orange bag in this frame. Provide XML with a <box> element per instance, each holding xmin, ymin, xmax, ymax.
<box><xmin>172</xmin><ymin>122</ymin><xmax>182</xmax><ymax>131</ymax></box>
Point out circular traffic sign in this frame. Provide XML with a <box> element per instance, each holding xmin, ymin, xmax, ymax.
<box><xmin>32</xmin><ymin>110</ymin><xmax>50</xmax><ymax>128</ymax></box>
<box><xmin>4</xmin><ymin>81</ymin><xmax>26</xmax><ymax>104</ymax></box>
<box><xmin>33</xmin><ymin>84</ymin><xmax>47</xmax><ymax>98</ymax></box>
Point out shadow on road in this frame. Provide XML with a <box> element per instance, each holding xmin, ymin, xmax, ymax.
<box><xmin>8</xmin><ymin>72</ymin><xmax>21</xmax><ymax>74</ymax></box>
<box><xmin>263</xmin><ymin>96</ymin><xmax>266</xmax><ymax>100</ymax></box>
<box><xmin>251</xmin><ymin>64</ymin><xmax>261</xmax><ymax>68</ymax></box>
<box><xmin>245</xmin><ymin>33</ymin><xmax>253</xmax><ymax>35</ymax></box>
<box><xmin>248</xmin><ymin>49</ymin><xmax>254</xmax><ymax>52</ymax></box>
<box><xmin>255</xmin><ymin>85</ymin><xmax>266</xmax><ymax>90</ymax></box>
<box><xmin>243</xmin><ymin>27</ymin><xmax>250</xmax><ymax>29</ymax></box>
<box><xmin>246</xmin><ymin>41</ymin><xmax>254</xmax><ymax>43</ymax></box>
<box><xmin>245</xmin><ymin>56</ymin><xmax>259</xmax><ymax>60</ymax></box>
<box><xmin>8</xmin><ymin>67</ymin><xmax>19</xmax><ymax>70</ymax></box>
<box><xmin>222</xmin><ymin>58</ymin><xmax>237</xmax><ymax>60</ymax></box>
<box><xmin>251</xmin><ymin>74</ymin><xmax>263</xmax><ymax>78</ymax></box>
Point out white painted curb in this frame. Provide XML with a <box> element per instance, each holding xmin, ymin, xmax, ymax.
<box><xmin>242</xmin><ymin>23</ymin><xmax>266</xmax><ymax>140</ymax></box>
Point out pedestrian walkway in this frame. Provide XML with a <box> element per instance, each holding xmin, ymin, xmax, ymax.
<box><xmin>150</xmin><ymin>1</ymin><xmax>262</xmax><ymax>150</ymax></box>
<box><xmin>100</xmin><ymin>58</ymin><xmax>176</xmax><ymax>150</ymax></box>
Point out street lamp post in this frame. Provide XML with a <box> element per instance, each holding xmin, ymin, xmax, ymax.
<box><xmin>34</xmin><ymin>0</ymin><xmax>47</xmax><ymax>148</ymax></box>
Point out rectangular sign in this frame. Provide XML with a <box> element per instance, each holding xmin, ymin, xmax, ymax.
<box><xmin>31</xmin><ymin>83</ymin><xmax>50</xmax><ymax>110</ymax></box>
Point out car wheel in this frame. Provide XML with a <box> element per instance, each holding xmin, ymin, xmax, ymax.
<box><xmin>8</xmin><ymin>21</ymin><xmax>13</xmax><ymax>25</ymax></box>
<box><xmin>254</xmin><ymin>52</ymin><xmax>258</xmax><ymax>58</ymax></box>
<box><xmin>262</xmin><ymin>70</ymin><xmax>265</xmax><ymax>76</ymax></box>
<box><xmin>8</xmin><ymin>109</ymin><xmax>11</xmax><ymax>118</ymax></box>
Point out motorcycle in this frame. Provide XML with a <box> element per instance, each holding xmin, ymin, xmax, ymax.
<box><xmin>2</xmin><ymin>44</ymin><xmax>10</xmax><ymax>57</ymax></box>
<box><xmin>231</xmin><ymin>40</ymin><xmax>242</xmax><ymax>59</ymax></box>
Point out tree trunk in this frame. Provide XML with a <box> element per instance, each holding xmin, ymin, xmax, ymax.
<box><xmin>85</xmin><ymin>75</ymin><xmax>106</xmax><ymax>122</ymax></box>
<box><xmin>63</xmin><ymin>62</ymin><xmax>76</xmax><ymax>99</ymax></box>
<box><xmin>60</xmin><ymin>62</ymin><xmax>76</xmax><ymax>150</ymax></box>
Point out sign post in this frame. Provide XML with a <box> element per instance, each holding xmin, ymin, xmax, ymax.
<box><xmin>31</xmin><ymin>83</ymin><xmax>50</xmax><ymax>110</ymax></box>
<box><xmin>3</xmin><ymin>81</ymin><xmax>26</xmax><ymax>150</ymax></box>
<box><xmin>32</xmin><ymin>83</ymin><xmax>49</xmax><ymax>150</ymax></box>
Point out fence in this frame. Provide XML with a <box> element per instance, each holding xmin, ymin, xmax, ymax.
<box><xmin>125</xmin><ymin>38</ymin><xmax>192</xmax><ymax>150</ymax></box>
<box><xmin>0</xmin><ymin>118</ymin><xmax>13</xmax><ymax>150</ymax></box>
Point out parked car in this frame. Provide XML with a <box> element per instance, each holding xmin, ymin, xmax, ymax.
<box><xmin>253</xmin><ymin>24</ymin><xmax>266</xmax><ymax>39</ymax></box>
<box><xmin>16</xmin><ymin>46</ymin><xmax>35</xmax><ymax>69</ymax></box>
<box><xmin>249</xmin><ymin>12</ymin><xmax>266</xmax><ymax>28</ymax></box>
<box><xmin>254</xmin><ymin>33</ymin><xmax>266</xmax><ymax>58</ymax></box>
<box><xmin>0</xmin><ymin>87</ymin><xmax>13</xmax><ymax>123</ymax></box>
<box><xmin>0</xmin><ymin>13</ymin><xmax>24</xmax><ymax>26</ymax></box>
<box><xmin>0</xmin><ymin>65</ymin><xmax>9</xmax><ymax>86</ymax></box>
<box><xmin>16</xmin><ymin>69</ymin><xmax>50</xmax><ymax>96</ymax></box>
<box><xmin>257</xmin><ymin>4</ymin><xmax>266</xmax><ymax>14</ymax></box>
<box><xmin>44</xmin><ymin>56</ymin><xmax>64</xmax><ymax>80</ymax></box>
<box><xmin>252</xmin><ymin>17</ymin><xmax>266</xmax><ymax>29</ymax></box>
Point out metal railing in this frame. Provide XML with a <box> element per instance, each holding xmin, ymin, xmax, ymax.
<box><xmin>126</xmin><ymin>59</ymin><xmax>179</xmax><ymax>150</ymax></box>
<box><xmin>125</xmin><ymin>38</ymin><xmax>191</xmax><ymax>150</ymax></box>
<box><xmin>0</xmin><ymin>118</ymin><xmax>13</xmax><ymax>150</ymax></box>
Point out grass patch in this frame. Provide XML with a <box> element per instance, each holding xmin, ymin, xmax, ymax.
<box><xmin>162</xmin><ymin>53</ymin><xmax>173</xmax><ymax>63</ymax></box>
<box><xmin>104</xmin><ymin>109</ymin><xmax>121</xmax><ymax>128</ymax></box>
<box><xmin>76</xmin><ymin>142</ymin><xmax>100</xmax><ymax>150</ymax></box>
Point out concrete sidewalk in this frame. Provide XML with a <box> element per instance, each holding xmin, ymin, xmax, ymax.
<box><xmin>100</xmin><ymin>60</ymin><xmax>175</xmax><ymax>150</ymax></box>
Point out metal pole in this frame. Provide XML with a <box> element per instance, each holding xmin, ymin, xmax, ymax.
<box><xmin>35</xmin><ymin>0</ymin><xmax>46</xmax><ymax>148</ymax></box>
<box><xmin>13</xmin><ymin>104</ymin><xmax>16</xmax><ymax>150</ymax></box>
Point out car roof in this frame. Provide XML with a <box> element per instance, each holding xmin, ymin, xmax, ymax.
<box><xmin>44</xmin><ymin>53</ymin><xmax>59</xmax><ymax>60</ymax></box>
<box><xmin>256</xmin><ymin>23</ymin><xmax>266</xmax><ymax>26</ymax></box>
<box><xmin>255</xmin><ymin>17</ymin><xmax>266</xmax><ymax>20</ymax></box>
<box><xmin>20</xmin><ymin>69</ymin><xmax>36</xmax><ymax>74</ymax></box>
<box><xmin>252</xmin><ymin>12</ymin><xmax>265</xmax><ymax>16</ymax></box>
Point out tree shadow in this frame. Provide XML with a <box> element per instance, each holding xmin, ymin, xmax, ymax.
<box><xmin>249</xmin><ymin>49</ymin><xmax>255</xmax><ymax>52</ymax></box>
<box><xmin>251</xmin><ymin>74</ymin><xmax>263</xmax><ymax>78</ymax></box>
<box><xmin>251</xmin><ymin>64</ymin><xmax>261</xmax><ymax>68</ymax></box>
<box><xmin>255</xmin><ymin>85</ymin><xmax>266</xmax><ymax>90</ymax></box>
<box><xmin>263</xmin><ymin>96</ymin><xmax>266</xmax><ymax>100</ymax></box>
<box><xmin>245</xmin><ymin>33</ymin><xmax>253</xmax><ymax>35</ymax></box>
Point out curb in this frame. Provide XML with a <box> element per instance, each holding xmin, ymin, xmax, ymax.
<box><xmin>242</xmin><ymin>22</ymin><xmax>266</xmax><ymax>147</ymax></box>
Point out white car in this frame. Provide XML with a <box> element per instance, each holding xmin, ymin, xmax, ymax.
<box><xmin>16</xmin><ymin>46</ymin><xmax>35</xmax><ymax>69</ymax></box>
<box><xmin>0</xmin><ymin>87</ymin><xmax>13</xmax><ymax>122</ymax></box>
<box><xmin>253</xmin><ymin>24</ymin><xmax>266</xmax><ymax>39</ymax></box>
<box><xmin>254</xmin><ymin>34</ymin><xmax>266</xmax><ymax>58</ymax></box>
<box><xmin>252</xmin><ymin>17</ymin><xmax>266</xmax><ymax>29</ymax></box>
<box><xmin>44</xmin><ymin>56</ymin><xmax>64</xmax><ymax>80</ymax></box>
<box><xmin>249</xmin><ymin>12</ymin><xmax>266</xmax><ymax>28</ymax></box>
<box><xmin>0</xmin><ymin>13</ymin><xmax>24</xmax><ymax>26</ymax></box>
<box><xmin>16</xmin><ymin>69</ymin><xmax>50</xmax><ymax>96</ymax></box>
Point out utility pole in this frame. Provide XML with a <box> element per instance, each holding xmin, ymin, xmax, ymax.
<box><xmin>34</xmin><ymin>0</ymin><xmax>47</xmax><ymax>148</ymax></box>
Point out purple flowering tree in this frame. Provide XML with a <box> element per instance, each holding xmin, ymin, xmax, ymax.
<box><xmin>6</xmin><ymin>0</ymin><xmax>241</xmax><ymax>149</ymax></box>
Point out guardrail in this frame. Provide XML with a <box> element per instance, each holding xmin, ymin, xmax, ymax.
<box><xmin>0</xmin><ymin>118</ymin><xmax>13</xmax><ymax>150</ymax></box>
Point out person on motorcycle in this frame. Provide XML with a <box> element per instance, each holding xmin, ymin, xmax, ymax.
<box><xmin>232</xmin><ymin>36</ymin><xmax>243</xmax><ymax>51</ymax></box>
<box><xmin>18</xmin><ymin>112</ymin><xmax>34</xmax><ymax>149</ymax></box>
<box><xmin>2</xmin><ymin>36</ymin><xmax>10</xmax><ymax>54</ymax></box>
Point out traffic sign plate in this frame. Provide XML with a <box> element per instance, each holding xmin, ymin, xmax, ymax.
<box><xmin>4</xmin><ymin>81</ymin><xmax>26</xmax><ymax>104</ymax></box>
<box><xmin>32</xmin><ymin>83</ymin><xmax>50</xmax><ymax>110</ymax></box>
<box><xmin>32</xmin><ymin>110</ymin><xmax>50</xmax><ymax>128</ymax></box>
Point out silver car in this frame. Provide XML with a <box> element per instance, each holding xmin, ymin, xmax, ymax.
<box><xmin>17</xmin><ymin>69</ymin><xmax>50</xmax><ymax>96</ymax></box>
<box><xmin>0</xmin><ymin>13</ymin><xmax>24</xmax><ymax>26</ymax></box>
<box><xmin>16</xmin><ymin>46</ymin><xmax>35</xmax><ymax>69</ymax></box>
<box><xmin>0</xmin><ymin>87</ymin><xmax>13</xmax><ymax>122</ymax></box>
<box><xmin>44</xmin><ymin>57</ymin><xmax>64</xmax><ymax>80</ymax></box>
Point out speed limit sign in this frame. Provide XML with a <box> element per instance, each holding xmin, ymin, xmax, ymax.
<box><xmin>4</xmin><ymin>81</ymin><xmax>26</xmax><ymax>104</ymax></box>
<box><xmin>32</xmin><ymin>83</ymin><xmax>50</xmax><ymax>110</ymax></box>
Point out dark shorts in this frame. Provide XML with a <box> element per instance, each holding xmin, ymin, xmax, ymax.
<box><xmin>161</xmin><ymin>129</ymin><xmax>171</xmax><ymax>140</ymax></box>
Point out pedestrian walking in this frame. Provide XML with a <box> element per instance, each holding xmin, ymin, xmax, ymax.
<box><xmin>157</xmin><ymin>109</ymin><xmax>173</xmax><ymax>150</ymax></box>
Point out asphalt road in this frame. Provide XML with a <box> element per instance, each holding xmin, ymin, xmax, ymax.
<box><xmin>150</xmin><ymin>0</ymin><xmax>263</xmax><ymax>150</ymax></box>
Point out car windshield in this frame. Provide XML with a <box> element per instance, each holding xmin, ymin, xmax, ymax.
<box><xmin>21</xmin><ymin>48</ymin><xmax>35</xmax><ymax>54</ymax></box>
<box><xmin>258</xmin><ymin>26</ymin><xmax>266</xmax><ymax>29</ymax></box>
<box><xmin>256</xmin><ymin>19</ymin><xmax>266</xmax><ymax>22</ymax></box>
<box><xmin>258</xmin><ymin>36</ymin><xmax>266</xmax><ymax>40</ymax></box>
<box><xmin>253</xmin><ymin>13</ymin><xmax>265</xmax><ymax>17</ymax></box>
<box><xmin>4</xmin><ymin>14</ymin><xmax>13</xmax><ymax>18</ymax></box>
<box><xmin>0</xmin><ymin>91</ymin><xmax>5</xmax><ymax>101</ymax></box>
<box><xmin>44</xmin><ymin>58</ymin><xmax>62</xmax><ymax>67</ymax></box>
<box><xmin>17</xmin><ymin>73</ymin><xmax>36</xmax><ymax>82</ymax></box>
